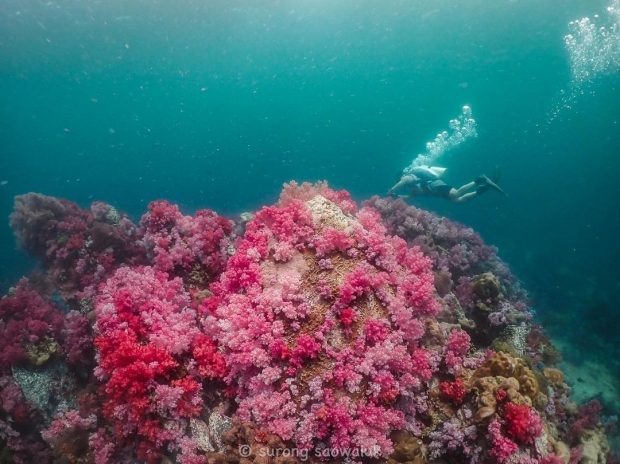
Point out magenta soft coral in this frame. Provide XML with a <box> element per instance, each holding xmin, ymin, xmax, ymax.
<box><xmin>252</xmin><ymin>199</ymin><xmax>315</xmax><ymax>259</ymax></box>
<box><xmin>566</xmin><ymin>399</ymin><xmax>603</xmax><ymax>444</ymax></box>
<box><xmin>10</xmin><ymin>193</ymin><xmax>144</xmax><ymax>299</ymax></box>
<box><xmin>41</xmin><ymin>409</ymin><xmax>97</xmax><ymax>445</ymax></box>
<box><xmin>0</xmin><ymin>279</ymin><xmax>65</xmax><ymax>372</ymax></box>
<box><xmin>138</xmin><ymin>199</ymin><xmax>233</xmax><ymax>282</ymax></box>
<box><xmin>60</xmin><ymin>310</ymin><xmax>94</xmax><ymax>368</ymax></box>
<box><xmin>313</xmin><ymin>227</ymin><xmax>354</xmax><ymax>257</ymax></box>
<box><xmin>0</xmin><ymin>375</ymin><xmax>52</xmax><ymax>463</ymax></box>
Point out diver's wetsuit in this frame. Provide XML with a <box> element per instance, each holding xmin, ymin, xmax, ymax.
<box><xmin>411</xmin><ymin>179</ymin><xmax>453</xmax><ymax>199</ymax></box>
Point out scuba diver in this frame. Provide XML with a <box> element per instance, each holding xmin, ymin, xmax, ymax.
<box><xmin>387</xmin><ymin>165</ymin><xmax>507</xmax><ymax>203</ymax></box>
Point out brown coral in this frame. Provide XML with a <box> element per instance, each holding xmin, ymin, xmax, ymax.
<box><xmin>471</xmin><ymin>376</ymin><xmax>521</xmax><ymax>422</ymax></box>
<box><xmin>26</xmin><ymin>336</ymin><xmax>59</xmax><ymax>366</ymax></box>
<box><xmin>543</xmin><ymin>367</ymin><xmax>565</xmax><ymax>387</ymax></box>
<box><xmin>50</xmin><ymin>427</ymin><xmax>93</xmax><ymax>464</ymax></box>
<box><xmin>472</xmin><ymin>352</ymin><xmax>539</xmax><ymax>400</ymax></box>
<box><xmin>387</xmin><ymin>430</ymin><xmax>427</xmax><ymax>464</ymax></box>
<box><xmin>471</xmin><ymin>272</ymin><xmax>502</xmax><ymax>301</ymax></box>
<box><xmin>469</xmin><ymin>352</ymin><xmax>541</xmax><ymax>421</ymax></box>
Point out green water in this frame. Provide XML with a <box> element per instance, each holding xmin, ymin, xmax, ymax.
<box><xmin>1</xmin><ymin>0</ymin><xmax>619</xmax><ymax>385</ymax></box>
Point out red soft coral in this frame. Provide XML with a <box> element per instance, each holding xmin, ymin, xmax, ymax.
<box><xmin>503</xmin><ymin>402</ymin><xmax>543</xmax><ymax>444</ymax></box>
<box><xmin>440</xmin><ymin>378</ymin><xmax>468</xmax><ymax>405</ymax></box>
<box><xmin>94</xmin><ymin>266</ymin><xmax>222</xmax><ymax>461</ymax></box>
<box><xmin>192</xmin><ymin>333</ymin><xmax>228</xmax><ymax>379</ymax></box>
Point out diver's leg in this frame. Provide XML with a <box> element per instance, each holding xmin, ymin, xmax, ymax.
<box><xmin>454</xmin><ymin>181</ymin><xmax>476</xmax><ymax>196</ymax></box>
<box><xmin>448</xmin><ymin>182</ymin><xmax>476</xmax><ymax>201</ymax></box>
<box><xmin>449</xmin><ymin>190</ymin><xmax>478</xmax><ymax>203</ymax></box>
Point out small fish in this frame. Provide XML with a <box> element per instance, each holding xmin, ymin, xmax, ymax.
<box><xmin>0</xmin><ymin>181</ymin><xmax>8</xmax><ymax>186</ymax></box>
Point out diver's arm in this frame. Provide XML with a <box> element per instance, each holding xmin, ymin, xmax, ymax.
<box><xmin>388</xmin><ymin>174</ymin><xmax>416</xmax><ymax>194</ymax></box>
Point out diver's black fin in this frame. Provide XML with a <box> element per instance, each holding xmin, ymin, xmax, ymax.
<box><xmin>476</xmin><ymin>174</ymin><xmax>508</xmax><ymax>197</ymax></box>
<box><xmin>485</xmin><ymin>176</ymin><xmax>508</xmax><ymax>197</ymax></box>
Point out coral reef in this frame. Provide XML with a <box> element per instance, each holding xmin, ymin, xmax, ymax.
<box><xmin>0</xmin><ymin>183</ymin><xmax>615</xmax><ymax>464</ymax></box>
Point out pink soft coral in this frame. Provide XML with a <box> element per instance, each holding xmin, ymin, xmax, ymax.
<box><xmin>488</xmin><ymin>419</ymin><xmax>519</xmax><ymax>463</ymax></box>
<box><xmin>278</xmin><ymin>180</ymin><xmax>358</xmax><ymax>214</ymax></box>
<box><xmin>444</xmin><ymin>329</ymin><xmax>472</xmax><ymax>374</ymax></box>
<box><xmin>206</xmin><ymin>186</ymin><xmax>439</xmax><ymax>457</ymax></box>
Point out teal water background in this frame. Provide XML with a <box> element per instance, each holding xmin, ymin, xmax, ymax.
<box><xmin>1</xmin><ymin>1</ymin><xmax>619</xmax><ymax>378</ymax></box>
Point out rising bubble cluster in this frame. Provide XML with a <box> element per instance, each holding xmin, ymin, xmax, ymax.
<box><xmin>564</xmin><ymin>0</ymin><xmax>620</xmax><ymax>86</ymax></box>
<box><xmin>548</xmin><ymin>0</ymin><xmax>620</xmax><ymax>122</ymax></box>
<box><xmin>407</xmin><ymin>105</ymin><xmax>477</xmax><ymax>169</ymax></box>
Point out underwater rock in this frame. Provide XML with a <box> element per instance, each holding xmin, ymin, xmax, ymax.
<box><xmin>212</xmin><ymin>419</ymin><xmax>300</xmax><ymax>464</ymax></box>
<box><xmin>12</xmin><ymin>360</ymin><xmax>75</xmax><ymax>423</ymax></box>
<box><xmin>191</xmin><ymin>418</ymin><xmax>215</xmax><ymax>453</ymax></box>
<box><xmin>208</xmin><ymin>410</ymin><xmax>234</xmax><ymax>452</ymax></box>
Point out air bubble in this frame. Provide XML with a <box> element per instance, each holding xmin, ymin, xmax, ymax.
<box><xmin>564</xmin><ymin>0</ymin><xmax>620</xmax><ymax>87</ymax></box>
<box><xmin>404</xmin><ymin>106</ymin><xmax>478</xmax><ymax>171</ymax></box>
